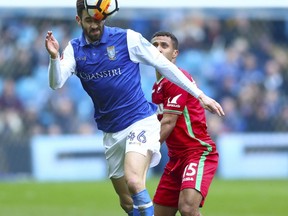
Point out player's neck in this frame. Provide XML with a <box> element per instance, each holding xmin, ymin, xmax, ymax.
<box><xmin>155</xmin><ymin>71</ymin><xmax>162</xmax><ymax>81</ymax></box>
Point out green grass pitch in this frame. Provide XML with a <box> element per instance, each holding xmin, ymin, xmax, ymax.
<box><xmin>0</xmin><ymin>177</ymin><xmax>287</xmax><ymax>216</ymax></box>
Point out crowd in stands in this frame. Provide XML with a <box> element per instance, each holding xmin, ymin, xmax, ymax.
<box><xmin>0</xmin><ymin>9</ymin><xmax>288</xmax><ymax>174</ymax></box>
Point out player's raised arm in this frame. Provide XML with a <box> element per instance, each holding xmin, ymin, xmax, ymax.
<box><xmin>45</xmin><ymin>31</ymin><xmax>59</xmax><ymax>59</ymax></box>
<box><xmin>45</xmin><ymin>31</ymin><xmax>75</xmax><ymax>90</ymax></box>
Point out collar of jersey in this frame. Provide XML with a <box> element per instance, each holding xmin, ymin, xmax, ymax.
<box><xmin>79</xmin><ymin>26</ymin><xmax>110</xmax><ymax>47</ymax></box>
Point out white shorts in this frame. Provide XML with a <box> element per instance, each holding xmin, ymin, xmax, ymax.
<box><xmin>103</xmin><ymin>114</ymin><xmax>161</xmax><ymax>179</ymax></box>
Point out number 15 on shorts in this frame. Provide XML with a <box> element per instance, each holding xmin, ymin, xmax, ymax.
<box><xmin>182</xmin><ymin>162</ymin><xmax>198</xmax><ymax>182</ymax></box>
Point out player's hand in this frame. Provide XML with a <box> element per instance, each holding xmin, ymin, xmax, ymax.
<box><xmin>198</xmin><ymin>93</ymin><xmax>225</xmax><ymax>117</ymax></box>
<box><xmin>45</xmin><ymin>31</ymin><xmax>59</xmax><ymax>59</ymax></box>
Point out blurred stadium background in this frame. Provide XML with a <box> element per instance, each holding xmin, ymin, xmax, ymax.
<box><xmin>0</xmin><ymin>0</ymin><xmax>288</xmax><ymax>215</ymax></box>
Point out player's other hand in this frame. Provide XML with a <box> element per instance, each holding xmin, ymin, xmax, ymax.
<box><xmin>45</xmin><ymin>31</ymin><xmax>59</xmax><ymax>59</ymax></box>
<box><xmin>198</xmin><ymin>93</ymin><xmax>225</xmax><ymax>117</ymax></box>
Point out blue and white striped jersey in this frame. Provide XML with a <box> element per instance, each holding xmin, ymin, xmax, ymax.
<box><xmin>48</xmin><ymin>26</ymin><xmax>202</xmax><ymax>132</ymax></box>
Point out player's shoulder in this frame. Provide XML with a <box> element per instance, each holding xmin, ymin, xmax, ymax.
<box><xmin>179</xmin><ymin>68</ymin><xmax>194</xmax><ymax>82</ymax></box>
<box><xmin>70</xmin><ymin>32</ymin><xmax>87</xmax><ymax>47</ymax></box>
<box><xmin>106</xmin><ymin>26</ymin><xmax>127</xmax><ymax>34</ymax></box>
<box><xmin>70</xmin><ymin>37</ymin><xmax>81</xmax><ymax>46</ymax></box>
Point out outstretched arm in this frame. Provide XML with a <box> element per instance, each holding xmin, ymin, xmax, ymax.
<box><xmin>127</xmin><ymin>30</ymin><xmax>225</xmax><ymax>117</ymax></box>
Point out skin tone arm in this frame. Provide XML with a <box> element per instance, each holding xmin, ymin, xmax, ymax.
<box><xmin>159</xmin><ymin>113</ymin><xmax>178</xmax><ymax>144</ymax></box>
<box><xmin>156</xmin><ymin>71</ymin><xmax>179</xmax><ymax>144</ymax></box>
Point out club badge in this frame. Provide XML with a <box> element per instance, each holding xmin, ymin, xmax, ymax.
<box><xmin>107</xmin><ymin>46</ymin><xmax>116</xmax><ymax>60</ymax></box>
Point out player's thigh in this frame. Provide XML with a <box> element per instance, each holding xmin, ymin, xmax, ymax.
<box><xmin>154</xmin><ymin>203</ymin><xmax>178</xmax><ymax>216</ymax></box>
<box><xmin>124</xmin><ymin>114</ymin><xmax>161</xmax><ymax>180</ymax></box>
<box><xmin>124</xmin><ymin>150</ymin><xmax>152</xmax><ymax>181</ymax></box>
<box><xmin>178</xmin><ymin>188</ymin><xmax>202</xmax><ymax>212</ymax></box>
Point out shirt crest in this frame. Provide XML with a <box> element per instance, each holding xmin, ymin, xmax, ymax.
<box><xmin>107</xmin><ymin>46</ymin><xmax>116</xmax><ymax>60</ymax></box>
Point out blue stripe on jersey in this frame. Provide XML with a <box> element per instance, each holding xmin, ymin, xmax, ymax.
<box><xmin>71</xmin><ymin>26</ymin><xmax>157</xmax><ymax>132</ymax></box>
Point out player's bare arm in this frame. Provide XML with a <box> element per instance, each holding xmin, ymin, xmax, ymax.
<box><xmin>45</xmin><ymin>31</ymin><xmax>59</xmax><ymax>59</ymax></box>
<box><xmin>198</xmin><ymin>93</ymin><xmax>225</xmax><ymax>117</ymax></box>
<box><xmin>159</xmin><ymin>113</ymin><xmax>178</xmax><ymax>144</ymax></box>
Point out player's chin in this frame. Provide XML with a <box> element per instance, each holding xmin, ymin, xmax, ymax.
<box><xmin>88</xmin><ymin>32</ymin><xmax>101</xmax><ymax>41</ymax></box>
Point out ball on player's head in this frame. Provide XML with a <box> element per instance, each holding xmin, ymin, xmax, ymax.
<box><xmin>84</xmin><ymin>0</ymin><xmax>119</xmax><ymax>21</ymax></box>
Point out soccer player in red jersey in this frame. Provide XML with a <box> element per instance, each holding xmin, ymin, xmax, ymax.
<box><xmin>151</xmin><ymin>31</ymin><xmax>220</xmax><ymax>216</ymax></box>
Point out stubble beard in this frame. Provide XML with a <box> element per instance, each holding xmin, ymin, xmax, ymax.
<box><xmin>82</xmin><ymin>24</ymin><xmax>102</xmax><ymax>43</ymax></box>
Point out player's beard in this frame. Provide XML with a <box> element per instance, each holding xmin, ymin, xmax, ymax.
<box><xmin>82</xmin><ymin>24</ymin><xmax>103</xmax><ymax>43</ymax></box>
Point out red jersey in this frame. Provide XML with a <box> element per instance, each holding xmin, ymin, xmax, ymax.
<box><xmin>152</xmin><ymin>69</ymin><xmax>217</xmax><ymax>158</ymax></box>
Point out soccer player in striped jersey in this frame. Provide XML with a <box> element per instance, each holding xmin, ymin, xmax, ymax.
<box><xmin>151</xmin><ymin>31</ymin><xmax>220</xmax><ymax>216</ymax></box>
<box><xmin>45</xmin><ymin>1</ymin><xmax>224</xmax><ymax>215</ymax></box>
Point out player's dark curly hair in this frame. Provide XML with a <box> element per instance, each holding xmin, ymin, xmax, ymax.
<box><xmin>76</xmin><ymin>0</ymin><xmax>86</xmax><ymax>17</ymax></box>
<box><xmin>151</xmin><ymin>31</ymin><xmax>179</xmax><ymax>50</ymax></box>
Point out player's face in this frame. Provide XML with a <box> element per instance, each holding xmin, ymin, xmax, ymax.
<box><xmin>76</xmin><ymin>10</ymin><xmax>105</xmax><ymax>43</ymax></box>
<box><xmin>151</xmin><ymin>36</ymin><xmax>178</xmax><ymax>63</ymax></box>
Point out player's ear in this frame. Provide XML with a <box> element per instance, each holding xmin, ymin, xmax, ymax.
<box><xmin>76</xmin><ymin>15</ymin><xmax>82</xmax><ymax>25</ymax></box>
<box><xmin>172</xmin><ymin>49</ymin><xmax>179</xmax><ymax>60</ymax></box>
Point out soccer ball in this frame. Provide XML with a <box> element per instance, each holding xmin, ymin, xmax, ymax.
<box><xmin>84</xmin><ymin>0</ymin><xmax>119</xmax><ymax>21</ymax></box>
